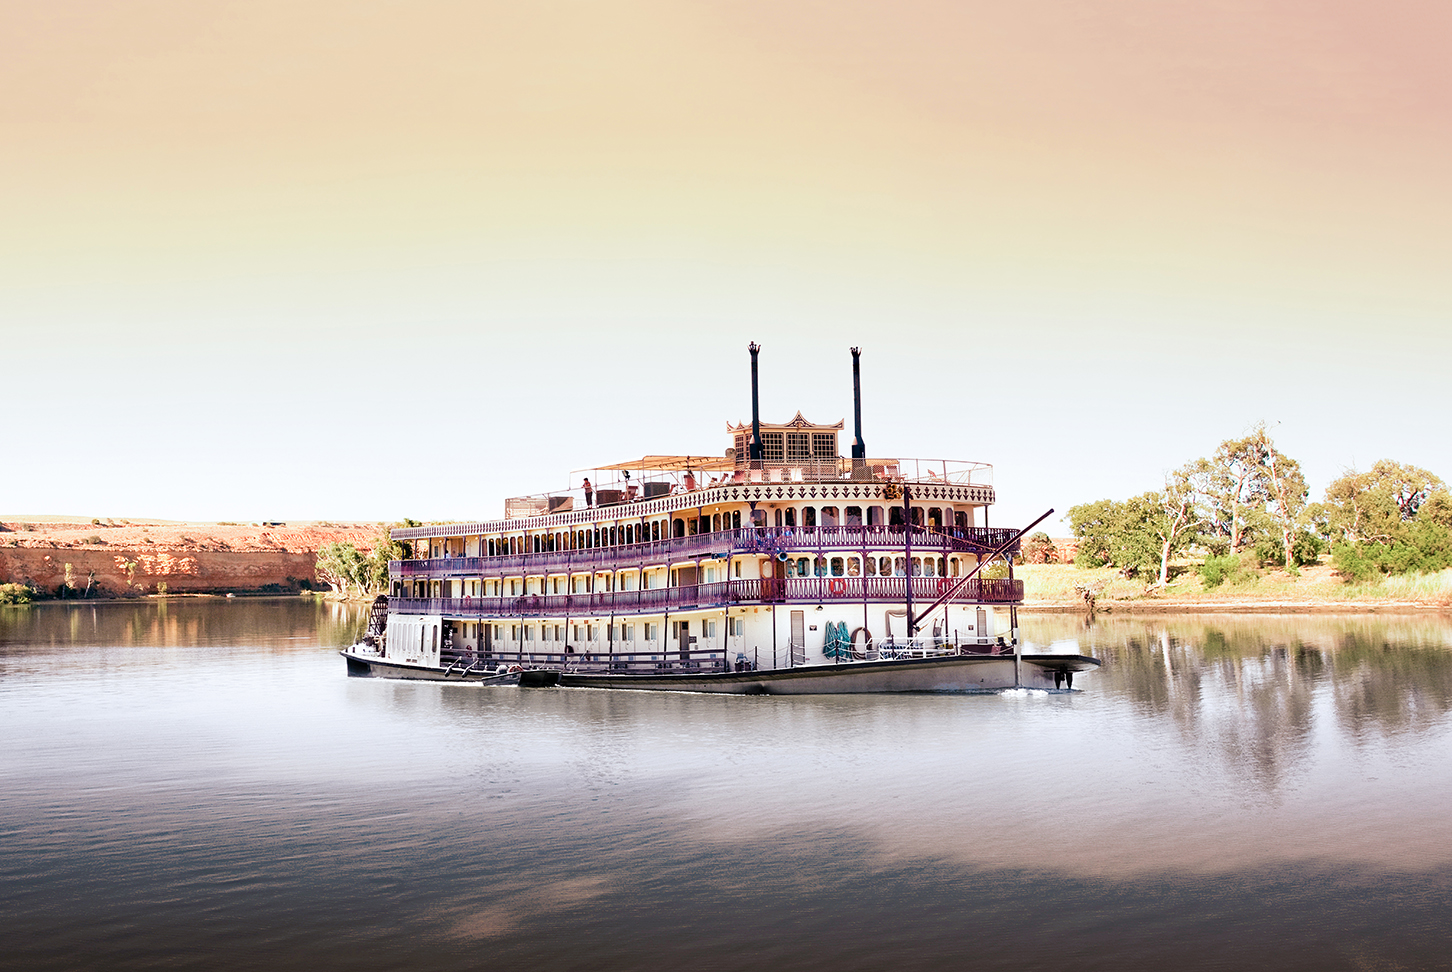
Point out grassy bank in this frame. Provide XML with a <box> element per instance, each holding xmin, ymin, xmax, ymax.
<box><xmin>1016</xmin><ymin>563</ymin><xmax>1452</xmax><ymax>611</ymax></box>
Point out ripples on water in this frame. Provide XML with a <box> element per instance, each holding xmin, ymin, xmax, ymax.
<box><xmin>3</xmin><ymin>600</ymin><xmax>1451</xmax><ymax>971</ymax></box>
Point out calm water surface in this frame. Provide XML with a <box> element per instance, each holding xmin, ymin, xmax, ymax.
<box><xmin>3</xmin><ymin>599</ymin><xmax>1452</xmax><ymax>971</ymax></box>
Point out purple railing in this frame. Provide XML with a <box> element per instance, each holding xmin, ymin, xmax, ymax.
<box><xmin>438</xmin><ymin>645</ymin><xmax>732</xmax><ymax>674</ymax></box>
<box><xmin>393</xmin><ymin>526</ymin><xmax>1021</xmax><ymax>578</ymax></box>
<box><xmin>389</xmin><ymin>576</ymin><xmax>1022</xmax><ymax>618</ymax></box>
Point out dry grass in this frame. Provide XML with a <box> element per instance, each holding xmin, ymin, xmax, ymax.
<box><xmin>1377</xmin><ymin>569</ymin><xmax>1452</xmax><ymax>603</ymax></box>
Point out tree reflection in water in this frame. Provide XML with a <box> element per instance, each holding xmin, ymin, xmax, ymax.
<box><xmin>1023</xmin><ymin>612</ymin><xmax>1452</xmax><ymax>791</ymax></box>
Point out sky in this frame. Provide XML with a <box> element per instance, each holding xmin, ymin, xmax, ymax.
<box><xmin>3</xmin><ymin>0</ymin><xmax>1449</xmax><ymax>530</ymax></box>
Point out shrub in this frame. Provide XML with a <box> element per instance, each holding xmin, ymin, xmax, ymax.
<box><xmin>1332</xmin><ymin>541</ymin><xmax>1378</xmax><ymax>582</ymax></box>
<box><xmin>1200</xmin><ymin>553</ymin><xmax>1260</xmax><ymax>589</ymax></box>
<box><xmin>1333</xmin><ymin>522</ymin><xmax>1452</xmax><ymax>581</ymax></box>
<box><xmin>0</xmin><ymin>583</ymin><xmax>37</xmax><ymax>605</ymax></box>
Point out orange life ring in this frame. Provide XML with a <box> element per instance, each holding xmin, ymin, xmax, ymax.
<box><xmin>828</xmin><ymin>578</ymin><xmax>846</xmax><ymax>596</ymax></box>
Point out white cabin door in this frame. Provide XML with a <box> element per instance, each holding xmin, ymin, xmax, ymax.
<box><xmin>976</xmin><ymin>607</ymin><xmax>989</xmax><ymax>644</ymax></box>
<box><xmin>790</xmin><ymin>611</ymin><xmax>805</xmax><ymax>666</ymax></box>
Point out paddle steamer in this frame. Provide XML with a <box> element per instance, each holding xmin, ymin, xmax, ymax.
<box><xmin>342</xmin><ymin>346</ymin><xmax>1098</xmax><ymax>692</ymax></box>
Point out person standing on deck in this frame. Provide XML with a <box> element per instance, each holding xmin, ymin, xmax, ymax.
<box><xmin>583</xmin><ymin>478</ymin><xmax>593</xmax><ymax>508</ymax></box>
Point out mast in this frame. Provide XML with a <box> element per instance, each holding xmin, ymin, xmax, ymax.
<box><xmin>903</xmin><ymin>484</ymin><xmax>914</xmax><ymax>639</ymax></box>
<box><xmin>748</xmin><ymin>342</ymin><xmax>763</xmax><ymax>464</ymax></box>
<box><xmin>850</xmin><ymin>347</ymin><xmax>866</xmax><ymax>462</ymax></box>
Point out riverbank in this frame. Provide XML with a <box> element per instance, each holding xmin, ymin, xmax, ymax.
<box><xmin>1017</xmin><ymin>563</ymin><xmax>1452</xmax><ymax>613</ymax></box>
<box><xmin>0</xmin><ymin>517</ymin><xmax>381</xmax><ymax>597</ymax></box>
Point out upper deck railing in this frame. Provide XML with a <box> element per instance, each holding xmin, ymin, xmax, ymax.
<box><xmin>391</xmin><ymin>525</ymin><xmax>1023</xmax><ymax>577</ymax></box>
<box><xmin>391</xmin><ymin>456</ymin><xmax>995</xmax><ymax>540</ymax></box>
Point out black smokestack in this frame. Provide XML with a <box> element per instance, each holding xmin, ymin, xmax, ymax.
<box><xmin>850</xmin><ymin>347</ymin><xmax>866</xmax><ymax>461</ymax></box>
<box><xmin>748</xmin><ymin>342</ymin><xmax>763</xmax><ymax>463</ymax></box>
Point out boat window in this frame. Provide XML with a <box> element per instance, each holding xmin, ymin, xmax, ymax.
<box><xmin>803</xmin><ymin>507</ymin><xmax>817</xmax><ymax>528</ymax></box>
<box><xmin>830</xmin><ymin>557</ymin><xmax>844</xmax><ymax>576</ymax></box>
<box><xmin>893</xmin><ymin>557</ymin><xmax>906</xmax><ymax>576</ymax></box>
<box><xmin>784</xmin><ymin>508</ymin><xmax>796</xmax><ymax>528</ymax></box>
<box><xmin>863</xmin><ymin>557</ymin><xmax>876</xmax><ymax>577</ymax></box>
<box><xmin>911</xmin><ymin>508</ymin><xmax>923</xmax><ymax>526</ymax></box>
<box><xmin>763</xmin><ymin>431</ymin><xmax>784</xmax><ymax>463</ymax></box>
<box><xmin>796</xmin><ymin>557</ymin><xmax>811</xmax><ymax>577</ymax></box>
<box><xmin>911</xmin><ymin>558</ymin><xmax>923</xmax><ymax>576</ymax></box>
<box><xmin>645</xmin><ymin>623</ymin><xmax>657</xmax><ymax>642</ymax></box>
<box><xmin>928</xmin><ymin>508</ymin><xmax>942</xmax><ymax>529</ymax></box>
<box><xmin>712</xmin><ymin>513</ymin><xmax>721</xmax><ymax>532</ymax></box>
<box><xmin>867</xmin><ymin>506</ymin><xmax>884</xmax><ymax>527</ymax></box>
<box><xmin>847</xmin><ymin>557</ymin><xmax>860</xmax><ymax>577</ymax></box>
<box><xmin>955</xmin><ymin>511</ymin><xmax>968</xmax><ymax>530</ymax></box>
<box><xmin>820</xmin><ymin>507</ymin><xmax>839</xmax><ymax>527</ymax></box>
<box><xmin>673</xmin><ymin>518</ymin><xmax>685</xmax><ymax>538</ymax></box>
<box><xmin>938</xmin><ymin>558</ymin><xmax>947</xmax><ymax>577</ymax></box>
<box><xmin>732</xmin><ymin>511</ymin><xmax>741</xmax><ymax>529</ymax></box>
<box><xmin>845</xmin><ymin>507</ymin><xmax>862</xmax><ymax>526</ymax></box>
<box><xmin>923</xmin><ymin>559</ymin><xmax>935</xmax><ymax>577</ymax></box>
<box><xmin>751</xmin><ymin>509</ymin><xmax>766</xmax><ymax>527</ymax></box>
<box><xmin>815</xmin><ymin>556</ymin><xmax>828</xmax><ymax>576</ymax></box>
<box><xmin>888</xmin><ymin>507</ymin><xmax>903</xmax><ymax>529</ymax></box>
<box><xmin>949</xmin><ymin>557</ymin><xmax>959</xmax><ymax>577</ymax></box>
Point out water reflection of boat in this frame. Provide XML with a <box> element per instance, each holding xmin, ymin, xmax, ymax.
<box><xmin>343</xmin><ymin>345</ymin><xmax>1100</xmax><ymax>693</ymax></box>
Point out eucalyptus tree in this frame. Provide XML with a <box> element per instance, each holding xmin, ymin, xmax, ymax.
<box><xmin>1322</xmin><ymin>460</ymin><xmax>1446</xmax><ymax>543</ymax></box>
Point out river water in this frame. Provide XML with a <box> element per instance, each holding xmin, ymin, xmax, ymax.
<box><xmin>3</xmin><ymin>599</ymin><xmax>1451</xmax><ymax>971</ymax></box>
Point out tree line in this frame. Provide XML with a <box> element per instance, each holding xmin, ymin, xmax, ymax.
<box><xmin>1062</xmin><ymin>424</ymin><xmax>1452</xmax><ymax>586</ymax></box>
<box><xmin>314</xmin><ymin>524</ymin><xmax>414</xmax><ymax>600</ymax></box>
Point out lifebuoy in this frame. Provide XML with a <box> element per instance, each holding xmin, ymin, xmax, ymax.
<box><xmin>509</xmin><ymin>665</ymin><xmax>523</xmax><ymax>673</ymax></box>
<box><xmin>828</xmin><ymin>578</ymin><xmax>846</xmax><ymax>596</ymax></box>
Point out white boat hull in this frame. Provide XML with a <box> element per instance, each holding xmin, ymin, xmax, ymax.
<box><xmin>558</xmin><ymin>653</ymin><xmax>1098</xmax><ymax>694</ymax></box>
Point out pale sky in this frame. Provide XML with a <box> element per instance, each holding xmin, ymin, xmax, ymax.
<box><xmin>3</xmin><ymin>1</ymin><xmax>1449</xmax><ymax>530</ymax></box>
